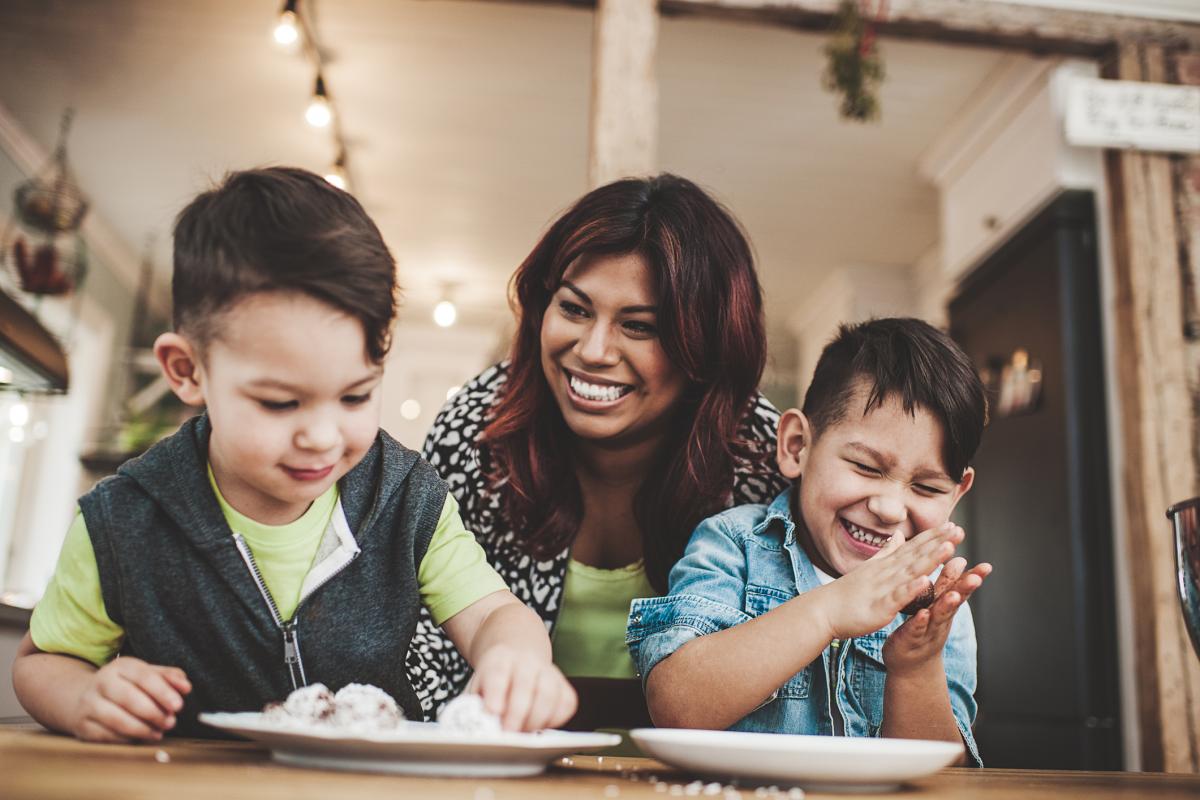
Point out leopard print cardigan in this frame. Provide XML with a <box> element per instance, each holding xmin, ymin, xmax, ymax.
<box><xmin>405</xmin><ymin>362</ymin><xmax>790</xmax><ymax>717</ymax></box>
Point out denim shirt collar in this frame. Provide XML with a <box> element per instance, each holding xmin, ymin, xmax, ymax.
<box><xmin>753</xmin><ymin>487</ymin><xmax>826</xmax><ymax>595</ymax></box>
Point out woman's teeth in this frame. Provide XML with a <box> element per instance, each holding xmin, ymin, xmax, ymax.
<box><xmin>844</xmin><ymin>520</ymin><xmax>891</xmax><ymax>547</ymax></box>
<box><xmin>569</xmin><ymin>375</ymin><xmax>631</xmax><ymax>402</ymax></box>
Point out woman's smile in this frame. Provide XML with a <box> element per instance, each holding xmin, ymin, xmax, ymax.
<box><xmin>564</xmin><ymin>368</ymin><xmax>636</xmax><ymax>409</ymax></box>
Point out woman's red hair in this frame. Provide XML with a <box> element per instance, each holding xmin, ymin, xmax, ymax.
<box><xmin>481</xmin><ymin>174</ymin><xmax>771</xmax><ymax>592</ymax></box>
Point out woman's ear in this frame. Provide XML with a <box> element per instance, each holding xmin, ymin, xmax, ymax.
<box><xmin>154</xmin><ymin>332</ymin><xmax>205</xmax><ymax>407</ymax></box>
<box><xmin>776</xmin><ymin>408</ymin><xmax>812</xmax><ymax>480</ymax></box>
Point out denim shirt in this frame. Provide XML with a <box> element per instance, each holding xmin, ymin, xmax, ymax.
<box><xmin>626</xmin><ymin>489</ymin><xmax>983</xmax><ymax>767</ymax></box>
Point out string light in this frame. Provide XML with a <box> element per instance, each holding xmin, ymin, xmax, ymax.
<box><xmin>265</xmin><ymin>2</ymin><xmax>353</xmax><ymax>192</ymax></box>
<box><xmin>324</xmin><ymin>149</ymin><xmax>348</xmax><ymax>190</ymax></box>
<box><xmin>272</xmin><ymin>0</ymin><xmax>301</xmax><ymax>48</ymax></box>
<box><xmin>305</xmin><ymin>75</ymin><xmax>333</xmax><ymax>128</ymax></box>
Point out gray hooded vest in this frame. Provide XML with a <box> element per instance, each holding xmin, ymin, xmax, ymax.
<box><xmin>77</xmin><ymin>414</ymin><xmax>446</xmax><ymax>737</ymax></box>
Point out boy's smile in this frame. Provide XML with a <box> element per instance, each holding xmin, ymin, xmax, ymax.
<box><xmin>166</xmin><ymin>291</ymin><xmax>383</xmax><ymax>526</ymax></box>
<box><xmin>779</xmin><ymin>381</ymin><xmax>974</xmax><ymax>577</ymax></box>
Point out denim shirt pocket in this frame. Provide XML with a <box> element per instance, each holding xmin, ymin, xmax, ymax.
<box><xmin>744</xmin><ymin>584</ymin><xmax>811</xmax><ymax>700</ymax></box>
<box><xmin>849</xmin><ymin>630</ymin><xmax>889</xmax><ymax>733</ymax></box>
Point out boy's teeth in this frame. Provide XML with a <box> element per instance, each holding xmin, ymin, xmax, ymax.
<box><xmin>569</xmin><ymin>375</ymin><xmax>629</xmax><ymax>402</ymax></box>
<box><xmin>845</xmin><ymin>520</ymin><xmax>890</xmax><ymax>547</ymax></box>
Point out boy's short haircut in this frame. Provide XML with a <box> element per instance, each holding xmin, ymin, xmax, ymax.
<box><xmin>172</xmin><ymin>166</ymin><xmax>398</xmax><ymax>363</ymax></box>
<box><xmin>802</xmin><ymin>317</ymin><xmax>987</xmax><ymax>481</ymax></box>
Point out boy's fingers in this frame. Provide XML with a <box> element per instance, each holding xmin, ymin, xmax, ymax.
<box><xmin>138</xmin><ymin>670</ymin><xmax>187</xmax><ymax>715</ymax></box>
<box><xmin>476</xmin><ymin>669</ymin><xmax>511</xmax><ymax>717</ymax></box>
<box><xmin>93</xmin><ymin>696</ymin><xmax>162</xmax><ymax>741</ymax></box>
<box><xmin>104</xmin><ymin>675</ymin><xmax>172</xmax><ymax>729</ymax></box>
<box><xmin>158</xmin><ymin>667</ymin><xmax>192</xmax><ymax>695</ymax></box>
<box><xmin>552</xmin><ymin>683</ymin><xmax>577</xmax><ymax>729</ymax></box>
<box><xmin>934</xmin><ymin>557</ymin><xmax>966</xmax><ymax>594</ymax></box>
<box><xmin>502</xmin><ymin>668</ymin><xmax>537</xmax><ymax>731</ymax></box>
<box><xmin>524</xmin><ymin>679</ymin><xmax>558</xmax><ymax>732</ymax></box>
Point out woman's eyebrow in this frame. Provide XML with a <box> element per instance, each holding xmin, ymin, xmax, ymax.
<box><xmin>560</xmin><ymin>280</ymin><xmax>657</xmax><ymax>314</ymax></box>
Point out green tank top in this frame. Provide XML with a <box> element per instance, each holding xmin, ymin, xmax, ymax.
<box><xmin>551</xmin><ymin>558</ymin><xmax>657</xmax><ymax>679</ymax></box>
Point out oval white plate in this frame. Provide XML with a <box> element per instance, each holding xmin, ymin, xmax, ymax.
<box><xmin>630</xmin><ymin>728</ymin><xmax>962</xmax><ymax>790</ymax></box>
<box><xmin>200</xmin><ymin>712</ymin><xmax>619</xmax><ymax>777</ymax></box>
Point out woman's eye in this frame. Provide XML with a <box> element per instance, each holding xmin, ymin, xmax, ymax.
<box><xmin>259</xmin><ymin>399</ymin><xmax>297</xmax><ymax>412</ymax></box>
<box><xmin>623</xmin><ymin>320</ymin><xmax>657</xmax><ymax>336</ymax></box>
<box><xmin>559</xmin><ymin>300</ymin><xmax>588</xmax><ymax>318</ymax></box>
<box><xmin>342</xmin><ymin>392</ymin><xmax>372</xmax><ymax>406</ymax></box>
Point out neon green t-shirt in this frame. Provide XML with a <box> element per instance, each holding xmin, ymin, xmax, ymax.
<box><xmin>30</xmin><ymin>477</ymin><xmax>506</xmax><ymax>667</ymax></box>
<box><xmin>551</xmin><ymin>558</ymin><xmax>657</xmax><ymax>679</ymax></box>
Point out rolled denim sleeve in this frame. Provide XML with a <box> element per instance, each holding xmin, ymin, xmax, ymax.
<box><xmin>943</xmin><ymin>601</ymin><xmax>984</xmax><ymax>768</ymax></box>
<box><xmin>626</xmin><ymin>513</ymin><xmax>753</xmax><ymax>689</ymax></box>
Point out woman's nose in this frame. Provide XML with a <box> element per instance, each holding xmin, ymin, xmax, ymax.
<box><xmin>575</xmin><ymin>321</ymin><xmax>619</xmax><ymax>366</ymax></box>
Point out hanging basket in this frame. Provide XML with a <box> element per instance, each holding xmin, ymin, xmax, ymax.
<box><xmin>13</xmin><ymin>109</ymin><xmax>90</xmax><ymax>234</ymax></box>
<box><xmin>14</xmin><ymin>174</ymin><xmax>89</xmax><ymax>234</ymax></box>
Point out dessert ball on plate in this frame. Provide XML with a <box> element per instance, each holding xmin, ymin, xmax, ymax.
<box><xmin>333</xmin><ymin>683</ymin><xmax>405</xmax><ymax>731</ymax></box>
<box><xmin>439</xmin><ymin>693</ymin><xmax>503</xmax><ymax>735</ymax></box>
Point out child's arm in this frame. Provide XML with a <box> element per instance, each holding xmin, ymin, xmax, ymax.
<box><xmin>643</xmin><ymin>520</ymin><xmax>964</xmax><ymax>731</ymax></box>
<box><xmin>440</xmin><ymin>589</ymin><xmax>576</xmax><ymax>732</ymax></box>
<box><xmin>882</xmin><ymin>557</ymin><xmax>991</xmax><ymax>762</ymax></box>
<box><xmin>12</xmin><ymin>633</ymin><xmax>191</xmax><ymax>742</ymax></box>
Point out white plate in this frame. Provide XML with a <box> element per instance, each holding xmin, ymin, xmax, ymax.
<box><xmin>630</xmin><ymin>728</ymin><xmax>963</xmax><ymax>791</ymax></box>
<box><xmin>199</xmin><ymin>712</ymin><xmax>620</xmax><ymax>777</ymax></box>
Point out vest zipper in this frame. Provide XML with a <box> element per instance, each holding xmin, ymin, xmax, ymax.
<box><xmin>233</xmin><ymin>533</ymin><xmax>309</xmax><ymax>691</ymax></box>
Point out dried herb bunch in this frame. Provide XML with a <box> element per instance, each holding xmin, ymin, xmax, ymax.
<box><xmin>823</xmin><ymin>0</ymin><xmax>886</xmax><ymax>122</ymax></box>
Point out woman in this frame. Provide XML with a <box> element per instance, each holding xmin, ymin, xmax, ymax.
<box><xmin>406</xmin><ymin>174</ymin><xmax>789</xmax><ymax>729</ymax></box>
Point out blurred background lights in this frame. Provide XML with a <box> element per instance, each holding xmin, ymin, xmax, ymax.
<box><xmin>9</xmin><ymin>402</ymin><xmax>29</xmax><ymax>427</ymax></box>
<box><xmin>433</xmin><ymin>299</ymin><xmax>457</xmax><ymax>328</ymax></box>
<box><xmin>400</xmin><ymin>399</ymin><xmax>421</xmax><ymax>420</ymax></box>
<box><xmin>272</xmin><ymin>1</ymin><xmax>300</xmax><ymax>48</ymax></box>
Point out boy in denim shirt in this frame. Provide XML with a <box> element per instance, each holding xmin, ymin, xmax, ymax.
<box><xmin>627</xmin><ymin>318</ymin><xmax>991</xmax><ymax>766</ymax></box>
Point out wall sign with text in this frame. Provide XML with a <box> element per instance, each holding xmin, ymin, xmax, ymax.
<box><xmin>1065</xmin><ymin>77</ymin><xmax>1200</xmax><ymax>153</ymax></box>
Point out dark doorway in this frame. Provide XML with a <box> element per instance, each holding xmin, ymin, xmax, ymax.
<box><xmin>949</xmin><ymin>190</ymin><xmax>1122</xmax><ymax>769</ymax></box>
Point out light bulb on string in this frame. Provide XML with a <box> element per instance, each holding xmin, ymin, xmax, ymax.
<box><xmin>324</xmin><ymin>150</ymin><xmax>348</xmax><ymax>191</ymax></box>
<box><xmin>305</xmin><ymin>75</ymin><xmax>333</xmax><ymax>128</ymax></box>
<box><xmin>272</xmin><ymin>0</ymin><xmax>301</xmax><ymax>48</ymax></box>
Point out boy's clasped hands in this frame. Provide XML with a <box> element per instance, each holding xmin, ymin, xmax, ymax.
<box><xmin>811</xmin><ymin>522</ymin><xmax>992</xmax><ymax>677</ymax></box>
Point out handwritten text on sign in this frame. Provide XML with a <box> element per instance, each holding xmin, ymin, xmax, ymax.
<box><xmin>1065</xmin><ymin>77</ymin><xmax>1200</xmax><ymax>154</ymax></box>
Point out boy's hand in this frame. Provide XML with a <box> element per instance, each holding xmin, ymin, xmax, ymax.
<box><xmin>814</xmin><ymin>523</ymin><xmax>964</xmax><ymax>641</ymax></box>
<box><xmin>470</xmin><ymin>644</ymin><xmax>577</xmax><ymax>732</ymax></box>
<box><xmin>883</xmin><ymin>557</ymin><xmax>992</xmax><ymax>677</ymax></box>
<box><xmin>72</xmin><ymin>657</ymin><xmax>191</xmax><ymax>743</ymax></box>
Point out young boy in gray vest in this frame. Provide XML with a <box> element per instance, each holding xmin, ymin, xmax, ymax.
<box><xmin>628</xmin><ymin>318</ymin><xmax>992</xmax><ymax>765</ymax></box>
<box><xmin>13</xmin><ymin>167</ymin><xmax>576</xmax><ymax>742</ymax></box>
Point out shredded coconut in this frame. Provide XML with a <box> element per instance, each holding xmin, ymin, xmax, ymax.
<box><xmin>262</xmin><ymin>682</ymin><xmax>405</xmax><ymax>733</ymax></box>
<box><xmin>438</xmin><ymin>693</ymin><xmax>503</xmax><ymax>735</ymax></box>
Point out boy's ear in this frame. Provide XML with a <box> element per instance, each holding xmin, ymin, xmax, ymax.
<box><xmin>949</xmin><ymin>466</ymin><xmax>976</xmax><ymax>510</ymax></box>
<box><xmin>154</xmin><ymin>332</ymin><xmax>205</xmax><ymax>407</ymax></box>
<box><xmin>776</xmin><ymin>408</ymin><xmax>812</xmax><ymax>480</ymax></box>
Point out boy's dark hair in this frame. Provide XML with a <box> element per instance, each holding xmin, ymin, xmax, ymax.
<box><xmin>172</xmin><ymin>166</ymin><xmax>397</xmax><ymax>363</ymax></box>
<box><xmin>802</xmin><ymin>317</ymin><xmax>987</xmax><ymax>480</ymax></box>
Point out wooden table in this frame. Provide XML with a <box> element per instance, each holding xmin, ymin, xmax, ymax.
<box><xmin>4</xmin><ymin>727</ymin><xmax>1200</xmax><ymax>800</ymax></box>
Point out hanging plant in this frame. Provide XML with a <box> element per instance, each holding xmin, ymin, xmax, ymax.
<box><xmin>823</xmin><ymin>0</ymin><xmax>887</xmax><ymax>122</ymax></box>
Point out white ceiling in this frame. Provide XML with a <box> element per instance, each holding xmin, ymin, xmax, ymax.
<box><xmin>0</xmin><ymin>0</ymin><xmax>1026</xmax><ymax>367</ymax></box>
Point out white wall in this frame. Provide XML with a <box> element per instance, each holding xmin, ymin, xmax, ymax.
<box><xmin>379</xmin><ymin>320</ymin><xmax>506</xmax><ymax>452</ymax></box>
<box><xmin>787</xmin><ymin>265</ymin><xmax>918</xmax><ymax>399</ymax></box>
